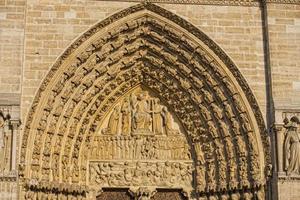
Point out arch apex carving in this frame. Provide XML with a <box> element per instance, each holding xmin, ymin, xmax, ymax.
<box><xmin>20</xmin><ymin>2</ymin><xmax>271</xmax><ymax>199</ymax></box>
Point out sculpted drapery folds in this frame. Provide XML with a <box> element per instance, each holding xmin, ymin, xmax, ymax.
<box><xmin>134</xmin><ymin>92</ymin><xmax>152</xmax><ymax>132</ymax></box>
<box><xmin>0</xmin><ymin>110</ymin><xmax>13</xmax><ymax>173</ymax></box>
<box><xmin>283</xmin><ymin>116</ymin><xmax>300</xmax><ymax>175</ymax></box>
<box><xmin>0</xmin><ymin>111</ymin><xmax>6</xmax><ymax>171</ymax></box>
<box><xmin>20</xmin><ymin>3</ymin><xmax>270</xmax><ymax>199</ymax></box>
<box><xmin>121</xmin><ymin>98</ymin><xmax>131</xmax><ymax>135</ymax></box>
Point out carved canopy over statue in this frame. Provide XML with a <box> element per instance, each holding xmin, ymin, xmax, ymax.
<box><xmin>283</xmin><ymin>116</ymin><xmax>300</xmax><ymax>175</ymax></box>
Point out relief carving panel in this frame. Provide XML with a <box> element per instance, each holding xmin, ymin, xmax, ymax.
<box><xmin>89</xmin><ymin>161</ymin><xmax>193</xmax><ymax>188</ymax></box>
<box><xmin>89</xmin><ymin>87</ymin><xmax>194</xmax><ymax>190</ymax></box>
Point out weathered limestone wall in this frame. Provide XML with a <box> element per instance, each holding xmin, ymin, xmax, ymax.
<box><xmin>267</xmin><ymin>4</ymin><xmax>300</xmax><ymax>200</ymax></box>
<box><xmin>0</xmin><ymin>1</ymin><xmax>24</xmax><ymax>199</ymax></box>
<box><xmin>0</xmin><ymin>0</ymin><xmax>25</xmax><ymax>105</ymax></box>
<box><xmin>0</xmin><ymin>181</ymin><xmax>18</xmax><ymax>200</ymax></box>
<box><xmin>278</xmin><ymin>180</ymin><xmax>300</xmax><ymax>200</ymax></box>
<box><xmin>268</xmin><ymin>4</ymin><xmax>300</xmax><ymax>114</ymax></box>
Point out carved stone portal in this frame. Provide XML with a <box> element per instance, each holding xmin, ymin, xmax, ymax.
<box><xmin>20</xmin><ymin>3</ymin><xmax>271</xmax><ymax>199</ymax></box>
<box><xmin>89</xmin><ymin>87</ymin><xmax>194</xmax><ymax>192</ymax></box>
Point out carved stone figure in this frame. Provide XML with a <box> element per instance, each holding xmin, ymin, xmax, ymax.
<box><xmin>129</xmin><ymin>187</ymin><xmax>157</xmax><ymax>200</ymax></box>
<box><xmin>152</xmin><ymin>99</ymin><xmax>164</xmax><ymax>134</ymax></box>
<box><xmin>240</xmin><ymin>113</ymin><xmax>252</xmax><ymax>133</ymax></box>
<box><xmin>0</xmin><ymin>111</ymin><xmax>11</xmax><ymax>172</ymax></box>
<box><xmin>223</xmin><ymin>101</ymin><xmax>235</xmax><ymax>118</ymax></box>
<box><xmin>107</xmin><ymin>106</ymin><xmax>121</xmax><ymax>135</ymax></box>
<box><xmin>99</xmin><ymin>88</ymin><xmax>184</xmax><ymax>139</ymax></box>
<box><xmin>162</xmin><ymin>106</ymin><xmax>174</xmax><ymax>135</ymax></box>
<box><xmin>89</xmin><ymin>161</ymin><xmax>193</xmax><ymax>189</ymax></box>
<box><xmin>207</xmin><ymin>121</ymin><xmax>218</xmax><ymax>139</ymax></box>
<box><xmin>283</xmin><ymin>116</ymin><xmax>300</xmax><ymax>175</ymax></box>
<box><xmin>25</xmin><ymin>190</ymin><xmax>36</xmax><ymax>200</ymax></box>
<box><xmin>0</xmin><ymin>111</ymin><xmax>5</xmax><ymax>149</ymax></box>
<box><xmin>134</xmin><ymin>93</ymin><xmax>152</xmax><ymax>132</ymax></box>
<box><xmin>219</xmin><ymin>120</ymin><xmax>230</xmax><ymax>138</ymax></box>
<box><xmin>211</xmin><ymin>103</ymin><xmax>223</xmax><ymax>120</ymax></box>
<box><xmin>121</xmin><ymin>98</ymin><xmax>132</xmax><ymax>135</ymax></box>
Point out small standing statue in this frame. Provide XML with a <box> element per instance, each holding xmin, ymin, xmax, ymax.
<box><xmin>283</xmin><ymin>116</ymin><xmax>300</xmax><ymax>175</ymax></box>
<box><xmin>0</xmin><ymin>111</ymin><xmax>5</xmax><ymax>149</ymax></box>
<box><xmin>162</xmin><ymin>107</ymin><xmax>173</xmax><ymax>135</ymax></box>
<box><xmin>0</xmin><ymin>110</ymin><xmax>10</xmax><ymax>172</ymax></box>
<box><xmin>133</xmin><ymin>93</ymin><xmax>151</xmax><ymax>132</ymax></box>
<box><xmin>121</xmin><ymin>98</ymin><xmax>132</xmax><ymax>135</ymax></box>
<box><xmin>107</xmin><ymin>106</ymin><xmax>121</xmax><ymax>135</ymax></box>
<box><xmin>152</xmin><ymin>99</ymin><xmax>164</xmax><ymax>135</ymax></box>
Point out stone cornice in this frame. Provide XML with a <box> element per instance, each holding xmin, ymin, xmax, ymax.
<box><xmin>0</xmin><ymin>171</ymin><xmax>17</xmax><ymax>182</ymax></box>
<box><xmin>95</xmin><ymin>0</ymin><xmax>300</xmax><ymax>6</ymax></box>
<box><xmin>266</xmin><ymin>0</ymin><xmax>300</xmax><ymax>4</ymax></box>
<box><xmin>278</xmin><ymin>174</ymin><xmax>300</xmax><ymax>181</ymax></box>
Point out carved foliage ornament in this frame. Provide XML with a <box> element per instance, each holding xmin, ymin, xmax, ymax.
<box><xmin>20</xmin><ymin>3</ymin><xmax>270</xmax><ymax>199</ymax></box>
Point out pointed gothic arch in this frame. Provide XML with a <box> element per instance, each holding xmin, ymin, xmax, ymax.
<box><xmin>20</xmin><ymin>3</ymin><xmax>271</xmax><ymax>200</ymax></box>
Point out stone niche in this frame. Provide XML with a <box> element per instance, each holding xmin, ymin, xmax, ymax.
<box><xmin>0</xmin><ymin>106</ymin><xmax>20</xmax><ymax>199</ymax></box>
<box><xmin>275</xmin><ymin>112</ymin><xmax>300</xmax><ymax>177</ymax></box>
<box><xmin>274</xmin><ymin>111</ymin><xmax>300</xmax><ymax>200</ymax></box>
<box><xmin>88</xmin><ymin>86</ymin><xmax>194</xmax><ymax>197</ymax></box>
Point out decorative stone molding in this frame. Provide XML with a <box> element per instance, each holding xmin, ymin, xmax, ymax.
<box><xmin>95</xmin><ymin>0</ymin><xmax>300</xmax><ymax>6</ymax></box>
<box><xmin>0</xmin><ymin>171</ymin><xmax>17</xmax><ymax>182</ymax></box>
<box><xmin>19</xmin><ymin>3</ymin><xmax>271</xmax><ymax>199</ymax></box>
<box><xmin>266</xmin><ymin>0</ymin><xmax>300</xmax><ymax>4</ymax></box>
<box><xmin>129</xmin><ymin>187</ymin><xmax>157</xmax><ymax>200</ymax></box>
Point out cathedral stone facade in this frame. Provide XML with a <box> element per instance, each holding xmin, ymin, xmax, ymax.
<box><xmin>0</xmin><ymin>0</ymin><xmax>299</xmax><ymax>199</ymax></box>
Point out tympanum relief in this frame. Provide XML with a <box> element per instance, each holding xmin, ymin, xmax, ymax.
<box><xmin>89</xmin><ymin>87</ymin><xmax>194</xmax><ymax>190</ymax></box>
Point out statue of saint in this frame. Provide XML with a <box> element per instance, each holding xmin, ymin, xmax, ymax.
<box><xmin>130</xmin><ymin>93</ymin><xmax>138</xmax><ymax>131</ymax></box>
<box><xmin>162</xmin><ymin>107</ymin><xmax>173</xmax><ymax>135</ymax></box>
<box><xmin>284</xmin><ymin>116</ymin><xmax>300</xmax><ymax>175</ymax></box>
<box><xmin>133</xmin><ymin>93</ymin><xmax>151</xmax><ymax>131</ymax></box>
<box><xmin>0</xmin><ymin>111</ymin><xmax>8</xmax><ymax>172</ymax></box>
<box><xmin>0</xmin><ymin>111</ymin><xmax>4</xmax><ymax>148</ymax></box>
<box><xmin>152</xmin><ymin>99</ymin><xmax>163</xmax><ymax>134</ymax></box>
<box><xmin>121</xmin><ymin>98</ymin><xmax>131</xmax><ymax>135</ymax></box>
<box><xmin>107</xmin><ymin>106</ymin><xmax>121</xmax><ymax>135</ymax></box>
